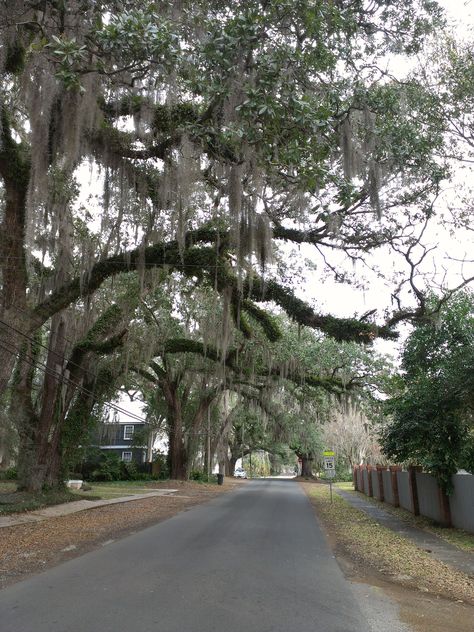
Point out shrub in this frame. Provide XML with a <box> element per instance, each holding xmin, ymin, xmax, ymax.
<box><xmin>0</xmin><ymin>467</ymin><xmax>17</xmax><ymax>480</ymax></box>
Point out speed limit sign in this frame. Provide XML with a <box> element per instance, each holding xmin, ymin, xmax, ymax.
<box><xmin>323</xmin><ymin>450</ymin><xmax>335</xmax><ymax>471</ymax></box>
<box><xmin>323</xmin><ymin>457</ymin><xmax>335</xmax><ymax>469</ymax></box>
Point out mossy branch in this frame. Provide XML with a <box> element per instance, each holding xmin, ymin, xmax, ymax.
<box><xmin>33</xmin><ymin>229</ymin><xmax>396</xmax><ymax>343</ymax></box>
<box><xmin>0</xmin><ymin>106</ymin><xmax>30</xmax><ymax>189</ymax></box>
<box><xmin>152</xmin><ymin>336</ymin><xmax>349</xmax><ymax>395</ymax></box>
<box><xmin>242</xmin><ymin>300</ymin><xmax>282</xmax><ymax>342</ymax></box>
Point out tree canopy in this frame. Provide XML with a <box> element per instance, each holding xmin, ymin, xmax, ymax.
<box><xmin>1</xmin><ymin>1</ymin><xmax>473</xmax><ymax>490</ymax></box>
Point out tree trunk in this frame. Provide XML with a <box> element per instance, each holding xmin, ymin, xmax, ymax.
<box><xmin>163</xmin><ymin>384</ymin><xmax>187</xmax><ymax>480</ymax></box>
<box><xmin>225</xmin><ymin>454</ymin><xmax>237</xmax><ymax>476</ymax></box>
<box><xmin>269</xmin><ymin>453</ymin><xmax>280</xmax><ymax>476</ymax></box>
<box><xmin>300</xmin><ymin>455</ymin><xmax>314</xmax><ymax>477</ymax></box>
<box><xmin>169</xmin><ymin>430</ymin><xmax>187</xmax><ymax>480</ymax></box>
<box><xmin>0</xmin><ymin>116</ymin><xmax>30</xmax><ymax>397</ymax></box>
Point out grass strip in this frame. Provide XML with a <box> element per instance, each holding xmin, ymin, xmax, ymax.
<box><xmin>0</xmin><ymin>489</ymin><xmax>100</xmax><ymax>515</ymax></box>
<box><xmin>335</xmin><ymin>482</ymin><xmax>474</xmax><ymax>553</ymax></box>
<box><xmin>303</xmin><ymin>482</ymin><xmax>474</xmax><ymax>604</ymax></box>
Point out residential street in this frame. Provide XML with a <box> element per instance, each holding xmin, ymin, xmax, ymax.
<box><xmin>1</xmin><ymin>480</ymin><xmax>395</xmax><ymax>632</ymax></box>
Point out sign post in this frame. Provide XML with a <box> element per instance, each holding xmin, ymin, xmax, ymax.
<box><xmin>323</xmin><ymin>450</ymin><xmax>336</xmax><ymax>503</ymax></box>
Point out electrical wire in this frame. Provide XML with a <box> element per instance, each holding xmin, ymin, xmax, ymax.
<box><xmin>0</xmin><ymin>337</ymin><xmax>148</xmax><ymax>423</ymax></box>
<box><xmin>0</xmin><ymin>337</ymin><xmax>218</xmax><ymax>436</ymax></box>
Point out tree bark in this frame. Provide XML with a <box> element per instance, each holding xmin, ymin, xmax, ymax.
<box><xmin>225</xmin><ymin>454</ymin><xmax>237</xmax><ymax>476</ymax></box>
<box><xmin>300</xmin><ymin>454</ymin><xmax>314</xmax><ymax>477</ymax></box>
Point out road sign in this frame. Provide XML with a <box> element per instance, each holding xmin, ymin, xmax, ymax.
<box><xmin>323</xmin><ymin>456</ymin><xmax>335</xmax><ymax>470</ymax></box>
<box><xmin>325</xmin><ymin>468</ymin><xmax>336</xmax><ymax>479</ymax></box>
<box><xmin>323</xmin><ymin>450</ymin><xmax>335</xmax><ymax>457</ymax></box>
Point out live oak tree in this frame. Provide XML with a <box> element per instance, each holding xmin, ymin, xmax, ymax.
<box><xmin>1</xmin><ymin>1</ymin><xmax>464</xmax><ymax>489</ymax></box>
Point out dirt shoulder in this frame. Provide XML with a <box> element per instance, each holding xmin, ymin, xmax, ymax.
<box><xmin>0</xmin><ymin>479</ymin><xmax>241</xmax><ymax>590</ymax></box>
<box><xmin>301</xmin><ymin>480</ymin><xmax>474</xmax><ymax>632</ymax></box>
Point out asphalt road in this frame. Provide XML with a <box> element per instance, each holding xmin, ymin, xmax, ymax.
<box><xmin>1</xmin><ymin>479</ymin><xmax>371</xmax><ymax>632</ymax></box>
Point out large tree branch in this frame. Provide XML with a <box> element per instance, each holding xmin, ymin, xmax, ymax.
<box><xmin>33</xmin><ymin>230</ymin><xmax>398</xmax><ymax>342</ymax></box>
<box><xmin>159</xmin><ymin>337</ymin><xmax>351</xmax><ymax>395</ymax></box>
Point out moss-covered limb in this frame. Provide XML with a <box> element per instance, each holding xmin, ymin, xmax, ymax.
<box><xmin>148</xmin><ymin>360</ymin><xmax>166</xmax><ymax>380</ymax></box>
<box><xmin>90</xmin><ymin>125</ymin><xmax>178</xmax><ymax>161</ymax></box>
<box><xmin>133</xmin><ymin>366</ymin><xmax>161</xmax><ymax>385</ymax></box>
<box><xmin>153</xmin><ymin>336</ymin><xmax>348</xmax><ymax>396</ymax></box>
<box><xmin>64</xmin><ymin>306</ymin><xmax>126</xmax><ymax>400</ymax></box>
<box><xmin>273</xmin><ymin>225</ymin><xmax>328</xmax><ymax>246</ymax></box>
<box><xmin>242</xmin><ymin>300</ymin><xmax>282</xmax><ymax>342</ymax></box>
<box><xmin>0</xmin><ymin>106</ymin><xmax>30</xmax><ymax>189</ymax></box>
<box><xmin>231</xmin><ymin>299</ymin><xmax>253</xmax><ymax>339</ymax></box>
<box><xmin>242</xmin><ymin>276</ymin><xmax>398</xmax><ymax>342</ymax></box>
<box><xmin>161</xmin><ymin>338</ymin><xmax>240</xmax><ymax>370</ymax></box>
<box><xmin>31</xmin><ymin>226</ymin><xmax>396</xmax><ymax>344</ymax></box>
<box><xmin>31</xmin><ymin>241</ymin><xmax>219</xmax><ymax>328</ymax></box>
<box><xmin>100</xmin><ymin>98</ymin><xmax>237</xmax><ymax>163</ymax></box>
<box><xmin>86</xmin><ymin>329</ymin><xmax>127</xmax><ymax>354</ymax></box>
<box><xmin>75</xmin><ymin>304</ymin><xmax>124</xmax><ymax>352</ymax></box>
<box><xmin>100</xmin><ymin>99</ymin><xmax>199</xmax><ymax>131</ymax></box>
<box><xmin>163</xmin><ymin>338</ymin><xmax>222</xmax><ymax>363</ymax></box>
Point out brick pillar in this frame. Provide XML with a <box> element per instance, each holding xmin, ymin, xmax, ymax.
<box><xmin>389</xmin><ymin>465</ymin><xmax>401</xmax><ymax>507</ymax></box>
<box><xmin>360</xmin><ymin>464</ymin><xmax>367</xmax><ymax>495</ymax></box>
<box><xmin>376</xmin><ymin>465</ymin><xmax>385</xmax><ymax>502</ymax></box>
<box><xmin>438</xmin><ymin>487</ymin><xmax>452</xmax><ymax>527</ymax></box>
<box><xmin>367</xmin><ymin>465</ymin><xmax>374</xmax><ymax>497</ymax></box>
<box><xmin>353</xmin><ymin>466</ymin><xmax>358</xmax><ymax>491</ymax></box>
<box><xmin>408</xmin><ymin>465</ymin><xmax>422</xmax><ymax>515</ymax></box>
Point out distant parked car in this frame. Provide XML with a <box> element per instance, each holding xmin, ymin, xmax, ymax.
<box><xmin>234</xmin><ymin>468</ymin><xmax>247</xmax><ymax>479</ymax></box>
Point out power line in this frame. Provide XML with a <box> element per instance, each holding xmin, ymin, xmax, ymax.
<box><xmin>0</xmin><ymin>337</ymin><xmax>148</xmax><ymax>424</ymax></box>
<box><xmin>0</xmin><ymin>336</ymin><xmax>221</xmax><ymax>436</ymax></box>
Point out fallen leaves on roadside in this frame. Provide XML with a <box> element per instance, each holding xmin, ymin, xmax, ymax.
<box><xmin>302</xmin><ymin>482</ymin><xmax>474</xmax><ymax>605</ymax></box>
<box><xmin>0</xmin><ymin>480</ymin><xmax>239</xmax><ymax>589</ymax></box>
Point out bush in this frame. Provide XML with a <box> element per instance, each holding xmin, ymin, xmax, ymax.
<box><xmin>89</xmin><ymin>453</ymin><xmax>122</xmax><ymax>481</ymax></box>
<box><xmin>0</xmin><ymin>467</ymin><xmax>17</xmax><ymax>480</ymax></box>
<box><xmin>190</xmin><ymin>470</ymin><xmax>217</xmax><ymax>483</ymax></box>
<box><xmin>189</xmin><ymin>470</ymin><xmax>206</xmax><ymax>481</ymax></box>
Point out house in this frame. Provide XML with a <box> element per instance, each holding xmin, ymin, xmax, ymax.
<box><xmin>97</xmin><ymin>420</ymin><xmax>152</xmax><ymax>464</ymax></box>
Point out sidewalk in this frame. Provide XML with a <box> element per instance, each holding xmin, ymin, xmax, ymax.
<box><xmin>335</xmin><ymin>487</ymin><xmax>474</xmax><ymax>577</ymax></box>
<box><xmin>0</xmin><ymin>490</ymin><xmax>177</xmax><ymax>529</ymax></box>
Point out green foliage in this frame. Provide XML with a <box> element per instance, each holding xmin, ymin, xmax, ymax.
<box><xmin>189</xmin><ymin>470</ymin><xmax>217</xmax><ymax>483</ymax></box>
<box><xmin>89</xmin><ymin>452</ymin><xmax>122</xmax><ymax>481</ymax></box>
<box><xmin>83</xmin><ymin>452</ymin><xmax>155</xmax><ymax>482</ymax></box>
<box><xmin>381</xmin><ymin>292</ymin><xmax>474</xmax><ymax>491</ymax></box>
<box><xmin>0</xmin><ymin>467</ymin><xmax>17</xmax><ymax>480</ymax></box>
<box><xmin>242</xmin><ymin>452</ymin><xmax>271</xmax><ymax>478</ymax></box>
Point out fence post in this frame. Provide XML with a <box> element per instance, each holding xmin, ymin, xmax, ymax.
<box><xmin>353</xmin><ymin>466</ymin><xmax>359</xmax><ymax>491</ymax></box>
<box><xmin>408</xmin><ymin>465</ymin><xmax>422</xmax><ymax>516</ymax></box>
<box><xmin>367</xmin><ymin>465</ymin><xmax>374</xmax><ymax>497</ymax></box>
<box><xmin>438</xmin><ymin>486</ymin><xmax>452</xmax><ymax>527</ymax></box>
<box><xmin>360</xmin><ymin>464</ymin><xmax>367</xmax><ymax>495</ymax></box>
<box><xmin>389</xmin><ymin>465</ymin><xmax>401</xmax><ymax>507</ymax></box>
<box><xmin>376</xmin><ymin>465</ymin><xmax>385</xmax><ymax>502</ymax></box>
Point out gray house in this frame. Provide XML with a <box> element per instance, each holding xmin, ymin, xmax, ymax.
<box><xmin>97</xmin><ymin>420</ymin><xmax>152</xmax><ymax>464</ymax></box>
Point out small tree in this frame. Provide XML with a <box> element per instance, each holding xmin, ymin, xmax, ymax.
<box><xmin>381</xmin><ymin>292</ymin><xmax>474</xmax><ymax>491</ymax></box>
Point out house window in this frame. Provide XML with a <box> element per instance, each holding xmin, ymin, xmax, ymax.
<box><xmin>122</xmin><ymin>451</ymin><xmax>132</xmax><ymax>462</ymax></box>
<box><xmin>123</xmin><ymin>425</ymin><xmax>134</xmax><ymax>440</ymax></box>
